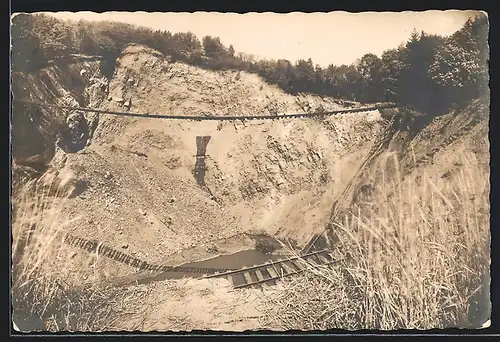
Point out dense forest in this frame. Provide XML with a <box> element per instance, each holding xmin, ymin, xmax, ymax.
<box><xmin>12</xmin><ymin>13</ymin><xmax>489</xmax><ymax>114</ymax></box>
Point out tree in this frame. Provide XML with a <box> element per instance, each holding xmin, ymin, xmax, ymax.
<box><xmin>11</xmin><ymin>13</ymin><xmax>42</xmax><ymax>71</ymax></box>
<box><xmin>357</xmin><ymin>53</ymin><xmax>384</xmax><ymax>102</ymax></box>
<box><xmin>31</xmin><ymin>14</ymin><xmax>75</xmax><ymax>60</ymax></box>
<box><xmin>429</xmin><ymin>16</ymin><xmax>488</xmax><ymax>107</ymax></box>
<box><xmin>265</xmin><ymin>59</ymin><xmax>295</xmax><ymax>92</ymax></box>
<box><xmin>342</xmin><ymin>64</ymin><xmax>363</xmax><ymax>101</ymax></box>
<box><xmin>228</xmin><ymin>44</ymin><xmax>235</xmax><ymax>58</ymax></box>
<box><xmin>358</xmin><ymin>53</ymin><xmax>383</xmax><ymax>82</ymax></box>
<box><xmin>294</xmin><ymin>58</ymin><xmax>316</xmax><ymax>92</ymax></box>
<box><xmin>202</xmin><ymin>35</ymin><xmax>227</xmax><ymax>59</ymax></box>
<box><xmin>74</xmin><ymin>20</ymin><xmax>94</xmax><ymax>54</ymax></box>
<box><xmin>237</xmin><ymin>52</ymin><xmax>255</xmax><ymax>64</ymax></box>
<box><xmin>394</xmin><ymin>30</ymin><xmax>445</xmax><ymax>110</ymax></box>
<box><xmin>322</xmin><ymin>64</ymin><xmax>345</xmax><ymax>97</ymax></box>
<box><xmin>314</xmin><ymin>64</ymin><xmax>325</xmax><ymax>94</ymax></box>
<box><xmin>173</xmin><ymin>32</ymin><xmax>202</xmax><ymax>54</ymax></box>
<box><xmin>380</xmin><ymin>48</ymin><xmax>404</xmax><ymax>101</ymax></box>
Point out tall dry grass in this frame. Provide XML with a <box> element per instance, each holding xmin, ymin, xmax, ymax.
<box><xmin>260</xmin><ymin>150</ymin><xmax>490</xmax><ymax>330</ymax></box>
<box><xmin>11</xmin><ymin>168</ymin><xmax>150</xmax><ymax>332</ymax></box>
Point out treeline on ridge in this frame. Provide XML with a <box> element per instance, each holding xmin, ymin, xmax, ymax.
<box><xmin>11</xmin><ymin>13</ymin><xmax>489</xmax><ymax>115</ymax></box>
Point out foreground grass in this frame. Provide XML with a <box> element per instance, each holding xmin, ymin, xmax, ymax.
<box><xmin>260</xmin><ymin>150</ymin><xmax>490</xmax><ymax>330</ymax></box>
<box><xmin>11</xmin><ymin>169</ymin><xmax>152</xmax><ymax>331</ymax></box>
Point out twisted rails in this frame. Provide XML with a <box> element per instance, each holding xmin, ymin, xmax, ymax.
<box><xmin>202</xmin><ymin>249</ymin><xmax>336</xmax><ymax>289</ymax></box>
<box><xmin>62</xmin><ymin>233</ymin><xmax>336</xmax><ymax>289</ymax></box>
<box><xmin>13</xmin><ymin>99</ymin><xmax>399</xmax><ymax>122</ymax></box>
<box><xmin>62</xmin><ymin>233</ymin><xmax>236</xmax><ymax>275</ymax></box>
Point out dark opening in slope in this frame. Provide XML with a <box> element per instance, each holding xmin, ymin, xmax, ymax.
<box><xmin>194</xmin><ymin>136</ymin><xmax>211</xmax><ymax>186</ymax></box>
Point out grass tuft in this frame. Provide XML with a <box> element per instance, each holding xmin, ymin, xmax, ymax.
<box><xmin>261</xmin><ymin>151</ymin><xmax>490</xmax><ymax>330</ymax></box>
<box><xmin>12</xmin><ymin>168</ymin><xmax>134</xmax><ymax>331</ymax></box>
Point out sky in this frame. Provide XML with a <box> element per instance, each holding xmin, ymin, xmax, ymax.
<box><xmin>45</xmin><ymin>10</ymin><xmax>481</xmax><ymax>67</ymax></box>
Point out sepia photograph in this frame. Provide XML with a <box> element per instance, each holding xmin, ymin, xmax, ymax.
<box><xmin>10</xmin><ymin>10</ymin><xmax>490</xmax><ymax>332</ymax></box>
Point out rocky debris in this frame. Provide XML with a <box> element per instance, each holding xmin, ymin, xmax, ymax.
<box><xmin>51</xmin><ymin>146</ymin><xmax>68</xmax><ymax>170</ymax></box>
<box><xmin>206</xmin><ymin>244</ymin><xmax>219</xmax><ymax>254</ymax></box>
<box><xmin>166</xmin><ymin>216</ymin><xmax>174</xmax><ymax>225</ymax></box>
<box><xmin>65</xmin><ymin>112</ymin><xmax>90</xmax><ymax>152</ymax></box>
<box><xmin>124</xmin><ymin>99</ymin><xmax>131</xmax><ymax>109</ymax></box>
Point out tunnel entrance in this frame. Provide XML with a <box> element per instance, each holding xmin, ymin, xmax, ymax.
<box><xmin>194</xmin><ymin>136</ymin><xmax>211</xmax><ymax>186</ymax></box>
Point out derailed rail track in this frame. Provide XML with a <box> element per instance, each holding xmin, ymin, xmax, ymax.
<box><xmin>202</xmin><ymin>249</ymin><xmax>336</xmax><ymax>289</ymax></box>
<box><xmin>13</xmin><ymin>99</ymin><xmax>400</xmax><ymax>121</ymax></box>
<box><xmin>63</xmin><ymin>233</ymin><xmax>236</xmax><ymax>275</ymax></box>
<box><xmin>62</xmin><ymin>233</ymin><xmax>335</xmax><ymax>289</ymax></box>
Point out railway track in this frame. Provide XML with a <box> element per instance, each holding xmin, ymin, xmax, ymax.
<box><xmin>59</xmin><ymin>232</ymin><xmax>335</xmax><ymax>289</ymax></box>
<box><xmin>13</xmin><ymin>99</ymin><xmax>400</xmax><ymax>121</ymax></box>
<box><xmin>62</xmin><ymin>233</ymin><xmax>236</xmax><ymax>275</ymax></box>
<box><xmin>202</xmin><ymin>249</ymin><xmax>336</xmax><ymax>289</ymax></box>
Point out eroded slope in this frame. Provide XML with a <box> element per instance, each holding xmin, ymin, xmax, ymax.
<box><xmin>28</xmin><ymin>44</ymin><xmax>387</xmax><ymax>283</ymax></box>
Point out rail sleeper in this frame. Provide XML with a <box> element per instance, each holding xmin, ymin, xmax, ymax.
<box><xmin>288</xmin><ymin>260</ymin><xmax>302</xmax><ymax>271</ymax></box>
<box><xmin>281</xmin><ymin>263</ymin><xmax>296</xmax><ymax>274</ymax></box>
<box><xmin>254</xmin><ymin>269</ymin><xmax>266</xmax><ymax>282</ymax></box>
<box><xmin>242</xmin><ymin>271</ymin><xmax>253</xmax><ymax>285</ymax></box>
<box><xmin>266</xmin><ymin>267</ymin><xmax>279</xmax><ymax>279</ymax></box>
<box><xmin>317</xmin><ymin>253</ymin><xmax>331</xmax><ymax>264</ymax></box>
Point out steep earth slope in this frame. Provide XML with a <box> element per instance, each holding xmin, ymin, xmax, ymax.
<box><xmin>307</xmin><ymin>98</ymin><xmax>490</xmax><ymax>254</ymax></box>
<box><xmin>13</xmin><ymin>44</ymin><xmax>387</xmax><ymax>284</ymax></box>
<box><xmin>338</xmin><ymin>99</ymin><xmax>489</xmax><ymax>213</ymax></box>
<box><xmin>11</xmin><ymin>54</ymin><xmax>108</xmax><ymax>193</ymax></box>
